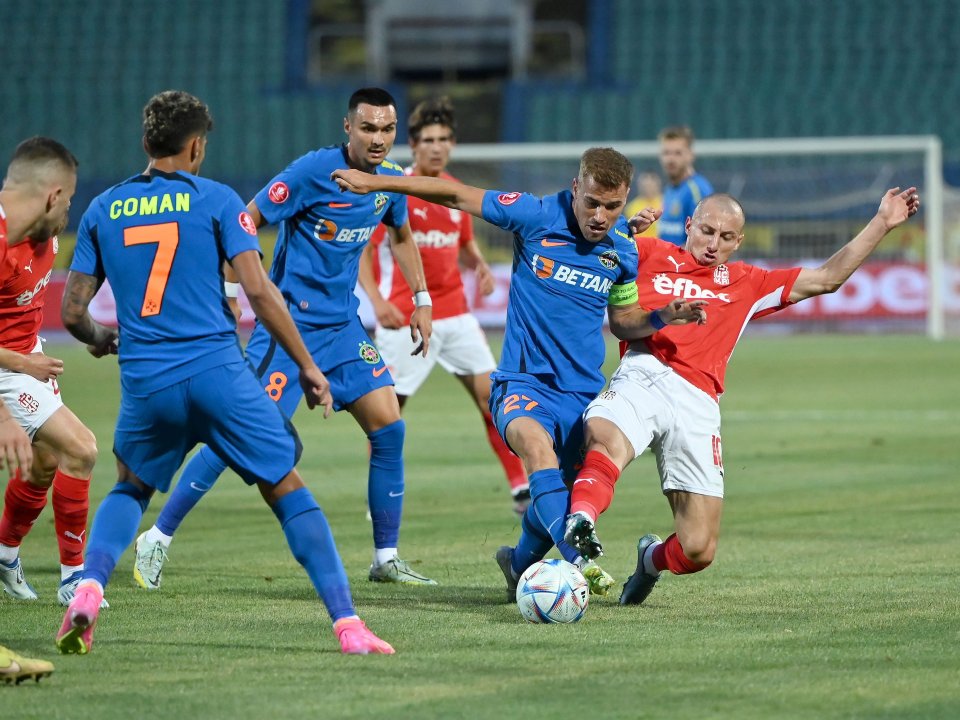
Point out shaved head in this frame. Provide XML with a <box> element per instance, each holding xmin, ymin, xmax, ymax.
<box><xmin>693</xmin><ymin>193</ymin><xmax>745</xmax><ymax>225</ymax></box>
<box><xmin>4</xmin><ymin>136</ymin><xmax>78</xmax><ymax>190</ymax></box>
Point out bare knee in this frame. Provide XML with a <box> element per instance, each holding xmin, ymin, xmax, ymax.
<box><xmin>60</xmin><ymin>428</ymin><xmax>99</xmax><ymax>477</ymax></box>
<box><xmin>676</xmin><ymin>531</ymin><xmax>717</xmax><ymax>567</ymax></box>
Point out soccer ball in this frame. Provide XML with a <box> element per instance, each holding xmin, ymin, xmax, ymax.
<box><xmin>516</xmin><ymin>559</ymin><xmax>589</xmax><ymax>624</ymax></box>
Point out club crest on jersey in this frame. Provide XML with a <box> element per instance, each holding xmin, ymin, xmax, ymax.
<box><xmin>238</xmin><ymin>212</ymin><xmax>257</xmax><ymax>235</ymax></box>
<box><xmin>374</xmin><ymin>193</ymin><xmax>388</xmax><ymax>214</ymax></box>
<box><xmin>359</xmin><ymin>342</ymin><xmax>381</xmax><ymax>364</ymax></box>
<box><xmin>497</xmin><ymin>192</ymin><xmax>521</xmax><ymax>206</ymax></box>
<box><xmin>268</xmin><ymin>182</ymin><xmax>289</xmax><ymax>204</ymax></box>
<box><xmin>314</xmin><ymin>219</ymin><xmax>338</xmax><ymax>241</ymax></box>
<box><xmin>598</xmin><ymin>250</ymin><xmax>620</xmax><ymax>269</ymax></box>
<box><xmin>53</xmin><ymin>236</ymin><xmax>59</xmax><ymax>254</ymax></box>
<box><xmin>713</xmin><ymin>264</ymin><xmax>730</xmax><ymax>286</ymax></box>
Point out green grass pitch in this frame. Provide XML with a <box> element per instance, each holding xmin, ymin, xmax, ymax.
<box><xmin>3</xmin><ymin>335</ymin><xmax>959</xmax><ymax>719</ymax></box>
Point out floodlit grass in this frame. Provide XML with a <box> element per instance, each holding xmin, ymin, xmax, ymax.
<box><xmin>4</xmin><ymin>335</ymin><xmax>959</xmax><ymax>719</ymax></box>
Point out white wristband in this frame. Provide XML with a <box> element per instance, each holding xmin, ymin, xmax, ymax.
<box><xmin>224</xmin><ymin>282</ymin><xmax>240</xmax><ymax>298</ymax></box>
<box><xmin>413</xmin><ymin>290</ymin><xmax>432</xmax><ymax>308</ymax></box>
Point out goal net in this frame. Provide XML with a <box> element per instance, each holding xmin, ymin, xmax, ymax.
<box><xmin>389</xmin><ymin>136</ymin><xmax>951</xmax><ymax>339</ymax></box>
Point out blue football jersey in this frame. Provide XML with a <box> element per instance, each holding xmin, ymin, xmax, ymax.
<box><xmin>658</xmin><ymin>172</ymin><xmax>713</xmax><ymax>246</ymax></box>
<box><xmin>72</xmin><ymin>170</ymin><xmax>260</xmax><ymax>393</ymax></box>
<box><xmin>482</xmin><ymin>189</ymin><xmax>639</xmax><ymax>393</ymax></box>
<box><xmin>253</xmin><ymin>145</ymin><xmax>408</xmax><ymax>327</ymax></box>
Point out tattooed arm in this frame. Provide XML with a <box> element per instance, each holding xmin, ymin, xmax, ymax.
<box><xmin>61</xmin><ymin>271</ymin><xmax>119</xmax><ymax>357</ymax></box>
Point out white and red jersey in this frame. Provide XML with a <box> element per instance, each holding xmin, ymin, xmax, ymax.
<box><xmin>370</xmin><ymin>170</ymin><xmax>473</xmax><ymax>321</ymax></box>
<box><xmin>626</xmin><ymin>236</ymin><xmax>802</xmax><ymax>400</ymax></box>
<box><xmin>0</xmin><ymin>207</ymin><xmax>57</xmax><ymax>353</ymax></box>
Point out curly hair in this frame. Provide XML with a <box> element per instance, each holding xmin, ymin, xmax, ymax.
<box><xmin>578</xmin><ymin>147</ymin><xmax>633</xmax><ymax>190</ymax></box>
<box><xmin>408</xmin><ymin>97</ymin><xmax>456</xmax><ymax>143</ymax></box>
<box><xmin>142</xmin><ymin>90</ymin><xmax>213</xmax><ymax>158</ymax></box>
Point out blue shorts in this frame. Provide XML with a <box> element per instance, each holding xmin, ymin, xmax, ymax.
<box><xmin>489</xmin><ymin>377</ymin><xmax>594</xmax><ymax>482</ymax></box>
<box><xmin>113</xmin><ymin>361</ymin><xmax>301</xmax><ymax>491</ymax></box>
<box><xmin>244</xmin><ymin>317</ymin><xmax>393</xmax><ymax>416</ymax></box>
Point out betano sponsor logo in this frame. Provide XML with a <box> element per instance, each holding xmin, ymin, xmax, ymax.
<box><xmin>313</xmin><ymin>219</ymin><xmax>376</xmax><ymax>243</ymax></box>
<box><xmin>532</xmin><ymin>254</ymin><xmax>613</xmax><ymax>294</ymax></box>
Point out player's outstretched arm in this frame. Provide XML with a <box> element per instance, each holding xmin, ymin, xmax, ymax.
<box><xmin>331</xmin><ymin>169</ymin><xmax>487</xmax><ymax>219</ymax></box>
<box><xmin>608</xmin><ymin>299</ymin><xmax>708</xmax><ymax>341</ymax></box>
<box><xmin>386</xmin><ymin>224</ymin><xmax>432</xmax><ymax>356</ymax></box>
<box><xmin>230</xmin><ymin>250</ymin><xmax>333</xmax><ymax>417</ymax></box>
<box><xmin>0</xmin><ymin>347</ymin><xmax>63</xmax><ymax>381</ymax></box>
<box><xmin>358</xmin><ymin>241</ymin><xmax>406</xmax><ymax>329</ymax></box>
<box><xmin>61</xmin><ymin>271</ymin><xmax>119</xmax><ymax>357</ymax></box>
<box><xmin>790</xmin><ymin>187</ymin><xmax>920</xmax><ymax>302</ymax></box>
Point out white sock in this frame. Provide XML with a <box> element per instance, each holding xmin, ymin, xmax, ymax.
<box><xmin>145</xmin><ymin>526</ymin><xmax>174</xmax><ymax>547</ymax></box>
<box><xmin>374</xmin><ymin>548</ymin><xmax>397</xmax><ymax>567</ymax></box>
<box><xmin>643</xmin><ymin>541</ymin><xmax>662</xmax><ymax>576</ymax></box>
<box><xmin>61</xmin><ymin>564</ymin><xmax>83</xmax><ymax>581</ymax></box>
<box><xmin>0</xmin><ymin>543</ymin><xmax>18</xmax><ymax>565</ymax></box>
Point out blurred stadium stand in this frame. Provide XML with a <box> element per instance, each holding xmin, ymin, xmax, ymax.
<box><xmin>2</xmin><ymin>0</ymin><xmax>959</xmax><ymax>221</ymax></box>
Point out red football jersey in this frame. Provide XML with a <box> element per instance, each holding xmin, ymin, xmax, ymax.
<box><xmin>370</xmin><ymin>170</ymin><xmax>472</xmax><ymax>321</ymax></box>
<box><xmin>627</xmin><ymin>236</ymin><xmax>801</xmax><ymax>400</ymax></box>
<box><xmin>0</xmin><ymin>208</ymin><xmax>57</xmax><ymax>353</ymax></box>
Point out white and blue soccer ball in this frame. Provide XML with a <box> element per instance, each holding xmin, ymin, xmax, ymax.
<box><xmin>516</xmin><ymin>559</ymin><xmax>589</xmax><ymax>624</ymax></box>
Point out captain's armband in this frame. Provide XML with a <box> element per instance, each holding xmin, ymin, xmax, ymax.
<box><xmin>607</xmin><ymin>281</ymin><xmax>638</xmax><ymax>306</ymax></box>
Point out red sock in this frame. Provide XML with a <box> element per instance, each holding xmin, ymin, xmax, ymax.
<box><xmin>652</xmin><ymin>533</ymin><xmax>712</xmax><ymax>575</ymax></box>
<box><xmin>0</xmin><ymin>470</ymin><xmax>49</xmax><ymax>548</ymax></box>
<box><xmin>569</xmin><ymin>450</ymin><xmax>620</xmax><ymax>520</ymax></box>
<box><xmin>52</xmin><ymin>469</ymin><xmax>90</xmax><ymax>567</ymax></box>
<box><xmin>482</xmin><ymin>412</ymin><xmax>527</xmax><ymax>493</ymax></box>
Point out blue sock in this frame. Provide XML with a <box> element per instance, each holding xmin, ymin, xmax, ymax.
<box><xmin>271</xmin><ymin>487</ymin><xmax>354</xmax><ymax>622</ymax></box>
<box><xmin>83</xmin><ymin>482</ymin><xmax>152</xmax><ymax>588</ymax></box>
<box><xmin>155</xmin><ymin>446</ymin><xmax>227</xmax><ymax>536</ymax></box>
<box><xmin>511</xmin><ymin>507</ymin><xmax>554</xmax><ymax>576</ymax></box>
<box><xmin>528</xmin><ymin>468</ymin><xmax>569</xmax><ymax>546</ymax></box>
<box><xmin>511</xmin><ymin>468</ymin><xmax>571</xmax><ymax>575</ymax></box>
<box><xmin>367</xmin><ymin>420</ymin><xmax>404</xmax><ymax>549</ymax></box>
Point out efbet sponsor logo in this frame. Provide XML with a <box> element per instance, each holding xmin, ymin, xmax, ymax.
<box><xmin>17</xmin><ymin>269</ymin><xmax>53</xmax><ymax>306</ymax></box>
<box><xmin>532</xmin><ymin>254</ymin><xmax>613</xmax><ymax>294</ymax></box>
<box><xmin>413</xmin><ymin>229</ymin><xmax>459</xmax><ymax>249</ymax></box>
<box><xmin>313</xmin><ymin>219</ymin><xmax>375</xmax><ymax>243</ymax></box>
<box><xmin>652</xmin><ymin>274</ymin><xmax>731</xmax><ymax>302</ymax></box>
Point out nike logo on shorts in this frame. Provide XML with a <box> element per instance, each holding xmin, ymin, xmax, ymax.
<box><xmin>372</xmin><ymin>366</ymin><xmax>388</xmax><ymax>378</ymax></box>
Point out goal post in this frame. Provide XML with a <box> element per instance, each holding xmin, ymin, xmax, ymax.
<box><xmin>390</xmin><ymin>135</ymin><xmax>947</xmax><ymax>339</ymax></box>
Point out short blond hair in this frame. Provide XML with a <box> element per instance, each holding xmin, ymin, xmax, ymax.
<box><xmin>578</xmin><ymin>147</ymin><xmax>633</xmax><ymax>190</ymax></box>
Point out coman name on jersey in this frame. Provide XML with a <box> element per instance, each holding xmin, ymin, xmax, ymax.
<box><xmin>652</xmin><ymin>274</ymin><xmax>731</xmax><ymax>302</ymax></box>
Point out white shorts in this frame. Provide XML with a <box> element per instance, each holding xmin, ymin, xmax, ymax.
<box><xmin>584</xmin><ymin>350</ymin><xmax>724</xmax><ymax>498</ymax></box>
<box><xmin>0</xmin><ymin>343</ymin><xmax>64</xmax><ymax>439</ymax></box>
<box><xmin>375</xmin><ymin>313</ymin><xmax>496</xmax><ymax>397</ymax></box>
